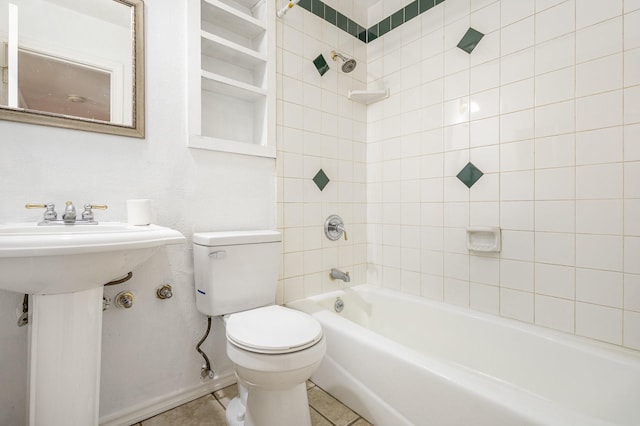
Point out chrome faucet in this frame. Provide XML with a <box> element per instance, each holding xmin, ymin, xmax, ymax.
<box><xmin>330</xmin><ymin>268</ymin><xmax>350</xmax><ymax>282</ymax></box>
<box><xmin>26</xmin><ymin>201</ymin><xmax>108</xmax><ymax>225</ymax></box>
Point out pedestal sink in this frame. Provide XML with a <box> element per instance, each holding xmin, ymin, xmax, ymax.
<box><xmin>0</xmin><ymin>222</ymin><xmax>185</xmax><ymax>426</ymax></box>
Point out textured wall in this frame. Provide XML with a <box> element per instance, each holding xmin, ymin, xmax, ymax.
<box><xmin>0</xmin><ymin>1</ymin><xmax>276</xmax><ymax>424</ymax></box>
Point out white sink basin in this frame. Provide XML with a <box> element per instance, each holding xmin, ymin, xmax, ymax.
<box><xmin>0</xmin><ymin>222</ymin><xmax>185</xmax><ymax>294</ymax></box>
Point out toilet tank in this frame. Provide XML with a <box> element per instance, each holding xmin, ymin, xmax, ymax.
<box><xmin>192</xmin><ymin>230</ymin><xmax>281</xmax><ymax>316</ymax></box>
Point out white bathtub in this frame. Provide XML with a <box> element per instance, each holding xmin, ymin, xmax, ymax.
<box><xmin>287</xmin><ymin>285</ymin><xmax>640</xmax><ymax>426</ymax></box>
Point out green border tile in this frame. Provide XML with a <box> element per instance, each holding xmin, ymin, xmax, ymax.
<box><xmin>404</xmin><ymin>1</ymin><xmax>419</xmax><ymax>22</ymax></box>
<box><xmin>419</xmin><ymin>0</ymin><xmax>434</xmax><ymax>13</ymax></box>
<box><xmin>324</xmin><ymin>6</ymin><xmax>337</xmax><ymax>25</ymax></box>
<box><xmin>378</xmin><ymin>17</ymin><xmax>391</xmax><ymax>37</ymax></box>
<box><xmin>391</xmin><ymin>9</ymin><xmax>404</xmax><ymax>29</ymax></box>
<box><xmin>311</xmin><ymin>0</ymin><xmax>324</xmax><ymax>18</ymax></box>
<box><xmin>295</xmin><ymin>0</ymin><xmax>449</xmax><ymax>44</ymax></box>
<box><xmin>298</xmin><ymin>0</ymin><xmax>311</xmax><ymax>12</ymax></box>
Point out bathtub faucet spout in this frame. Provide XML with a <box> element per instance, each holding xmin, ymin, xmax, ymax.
<box><xmin>330</xmin><ymin>268</ymin><xmax>350</xmax><ymax>282</ymax></box>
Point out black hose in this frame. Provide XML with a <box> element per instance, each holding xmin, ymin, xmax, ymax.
<box><xmin>196</xmin><ymin>317</ymin><xmax>213</xmax><ymax>377</ymax></box>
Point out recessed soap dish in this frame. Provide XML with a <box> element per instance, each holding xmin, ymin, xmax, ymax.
<box><xmin>467</xmin><ymin>227</ymin><xmax>501</xmax><ymax>252</ymax></box>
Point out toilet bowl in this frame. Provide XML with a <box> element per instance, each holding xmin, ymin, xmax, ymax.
<box><xmin>192</xmin><ymin>231</ymin><xmax>326</xmax><ymax>426</ymax></box>
<box><xmin>225</xmin><ymin>306</ymin><xmax>326</xmax><ymax>426</ymax></box>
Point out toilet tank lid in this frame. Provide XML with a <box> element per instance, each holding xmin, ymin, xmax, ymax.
<box><xmin>193</xmin><ymin>230</ymin><xmax>281</xmax><ymax>246</ymax></box>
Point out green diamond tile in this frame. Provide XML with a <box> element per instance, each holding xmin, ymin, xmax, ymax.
<box><xmin>311</xmin><ymin>0</ymin><xmax>323</xmax><ymax>18</ymax></box>
<box><xmin>313</xmin><ymin>54</ymin><xmax>330</xmax><ymax>76</ymax></box>
<box><xmin>420</xmin><ymin>0</ymin><xmax>435</xmax><ymax>13</ymax></box>
<box><xmin>298</xmin><ymin>0</ymin><xmax>311</xmax><ymax>11</ymax></box>
<box><xmin>456</xmin><ymin>162</ymin><xmax>484</xmax><ymax>188</ymax></box>
<box><xmin>324</xmin><ymin>5</ymin><xmax>337</xmax><ymax>25</ymax></box>
<box><xmin>313</xmin><ymin>169</ymin><xmax>330</xmax><ymax>191</ymax></box>
<box><xmin>457</xmin><ymin>27</ymin><xmax>484</xmax><ymax>54</ymax></box>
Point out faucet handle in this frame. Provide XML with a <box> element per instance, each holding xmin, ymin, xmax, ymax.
<box><xmin>82</xmin><ymin>204</ymin><xmax>108</xmax><ymax>221</ymax></box>
<box><xmin>26</xmin><ymin>202</ymin><xmax>57</xmax><ymax>221</ymax></box>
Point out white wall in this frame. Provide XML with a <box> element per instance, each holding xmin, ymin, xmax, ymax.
<box><xmin>0</xmin><ymin>1</ymin><xmax>276</xmax><ymax>424</ymax></box>
<box><xmin>367</xmin><ymin>0</ymin><xmax>640</xmax><ymax>351</ymax></box>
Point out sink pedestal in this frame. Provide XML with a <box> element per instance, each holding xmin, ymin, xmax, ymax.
<box><xmin>28</xmin><ymin>287</ymin><xmax>104</xmax><ymax>426</ymax></box>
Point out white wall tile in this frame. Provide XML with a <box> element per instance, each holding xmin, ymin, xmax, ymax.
<box><xmin>535</xmin><ymin>66</ymin><xmax>575</xmax><ymax>106</ymax></box>
<box><xmin>501</xmin><ymin>48</ymin><xmax>535</xmax><ymax>85</ymax></box>
<box><xmin>471</xmin><ymin>88</ymin><xmax>500</xmax><ymax>120</ymax></box>
<box><xmin>535</xmin><ymin>295</ymin><xmax>575</xmax><ymax>333</ymax></box>
<box><xmin>625</xmin><ymin>237</ymin><xmax>640</xmax><ymax>274</ymax></box>
<box><xmin>576</xmin><ymin>163</ymin><xmax>623</xmax><ymax>199</ymax></box>
<box><xmin>535</xmin><ymin>0</ymin><xmax>575</xmax><ymax>44</ymax></box>
<box><xmin>500</xmin><ymin>288</ymin><xmax>534</xmax><ymax>322</ymax></box>
<box><xmin>444</xmin><ymin>277</ymin><xmax>470</xmax><ymax>307</ymax></box>
<box><xmin>535</xmin><ymin>167</ymin><xmax>575</xmax><ymax>200</ymax></box>
<box><xmin>576</xmin><ymin>127</ymin><xmax>624</xmax><ymax>165</ymax></box>
<box><xmin>576</xmin><ymin>17</ymin><xmax>623</xmax><ymax>63</ymax></box>
<box><xmin>535</xmin><ymin>201</ymin><xmax>575</xmax><ymax>232</ymax></box>
<box><xmin>576</xmin><ymin>302</ymin><xmax>623</xmax><ymax>344</ymax></box>
<box><xmin>501</xmin><ymin>0</ymin><xmax>535</xmax><ymax>27</ymax></box>
<box><xmin>535</xmin><ymin>262</ymin><xmax>575</xmax><ymax>299</ymax></box>
<box><xmin>535</xmin><ymin>34</ymin><xmax>575</xmax><ymax>75</ymax></box>
<box><xmin>470</xmin><ymin>255</ymin><xmax>500</xmax><ymax>285</ymax></box>
<box><xmin>625</xmin><ymin>199</ymin><xmax>640</xmax><ymax>236</ymax></box>
<box><xmin>624</xmin><ymin>162</ymin><xmax>640</xmax><ymax>198</ymax></box>
<box><xmin>471</xmin><ymin>282</ymin><xmax>500</xmax><ymax>314</ymax></box>
<box><xmin>501</xmin><ymin>230</ymin><xmax>534</xmax><ymax>261</ymax></box>
<box><xmin>502</xmin><ymin>17</ymin><xmax>535</xmax><ymax>56</ymax></box>
<box><xmin>500</xmin><ymin>78</ymin><xmax>535</xmax><ymax>114</ymax></box>
<box><xmin>576</xmin><ymin>90</ymin><xmax>623</xmax><ymax>132</ymax></box>
<box><xmin>501</xmin><ymin>170</ymin><xmax>534</xmax><ymax>200</ymax></box>
<box><xmin>471</xmin><ymin>116</ymin><xmax>500</xmax><ymax>147</ymax></box>
<box><xmin>501</xmin><ymin>109</ymin><xmax>535</xmax><ymax>142</ymax></box>
<box><xmin>625</xmin><ymin>10</ymin><xmax>640</xmax><ymax>50</ymax></box>
<box><xmin>501</xmin><ymin>201</ymin><xmax>534</xmax><ymax>231</ymax></box>
<box><xmin>535</xmin><ymin>232</ymin><xmax>575</xmax><ymax>267</ymax></box>
<box><xmin>576</xmin><ymin>200</ymin><xmax>623</xmax><ymax>235</ymax></box>
<box><xmin>576</xmin><ymin>53</ymin><xmax>623</xmax><ymax>97</ymax></box>
<box><xmin>576</xmin><ymin>268</ymin><xmax>623</xmax><ymax>308</ymax></box>
<box><xmin>624</xmin><ymin>85</ymin><xmax>640</xmax><ymax>124</ymax></box>
<box><xmin>576</xmin><ymin>234</ymin><xmax>623</xmax><ymax>271</ymax></box>
<box><xmin>535</xmin><ymin>100</ymin><xmax>575</xmax><ymax>138</ymax></box>
<box><xmin>624</xmin><ymin>310</ymin><xmax>640</xmax><ymax>350</ymax></box>
<box><xmin>576</xmin><ymin>0</ymin><xmax>622</xmax><ymax>29</ymax></box>
<box><xmin>471</xmin><ymin>60</ymin><xmax>500</xmax><ymax>94</ymax></box>
<box><xmin>624</xmin><ymin>48</ymin><xmax>640</xmax><ymax>87</ymax></box>
<box><xmin>625</xmin><ymin>273</ymin><xmax>640</xmax><ymax>311</ymax></box>
<box><xmin>501</xmin><ymin>259</ymin><xmax>534</xmax><ymax>291</ymax></box>
<box><xmin>535</xmin><ymin>134</ymin><xmax>575</xmax><ymax>169</ymax></box>
<box><xmin>500</xmin><ymin>140</ymin><xmax>534</xmax><ymax>172</ymax></box>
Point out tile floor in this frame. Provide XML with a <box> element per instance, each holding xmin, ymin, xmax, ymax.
<box><xmin>133</xmin><ymin>382</ymin><xmax>372</xmax><ymax>426</ymax></box>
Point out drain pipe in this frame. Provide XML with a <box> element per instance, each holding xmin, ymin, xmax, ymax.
<box><xmin>196</xmin><ymin>317</ymin><xmax>215</xmax><ymax>380</ymax></box>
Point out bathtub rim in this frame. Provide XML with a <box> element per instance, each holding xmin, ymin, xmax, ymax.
<box><xmin>290</xmin><ymin>284</ymin><xmax>640</xmax><ymax>364</ymax></box>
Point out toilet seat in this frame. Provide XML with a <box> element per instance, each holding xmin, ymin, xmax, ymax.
<box><xmin>226</xmin><ymin>305</ymin><xmax>323</xmax><ymax>354</ymax></box>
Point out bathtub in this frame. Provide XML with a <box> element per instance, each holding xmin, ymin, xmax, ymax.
<box><xmin>287</xmin><ymin>285</ymin><xmax>640</xmax><ymax>426</ymax></box>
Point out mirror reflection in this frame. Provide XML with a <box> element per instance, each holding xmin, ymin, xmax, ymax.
<box><xmin>0</xmin><ymin>0</ymin><xmax>144</xmax><ymax>137</ymax></box>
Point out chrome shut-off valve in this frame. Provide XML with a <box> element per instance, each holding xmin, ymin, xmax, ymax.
<box><xmin>324</xmin><ymin>215</ymin><xmax>347</xmax><ymax>241</ymax></box>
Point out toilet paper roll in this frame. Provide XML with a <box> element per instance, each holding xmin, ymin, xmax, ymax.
<box><xmin>127</xmin><ymin>199</ymin><xmax>151</xmax><ymax>225</ymax></box>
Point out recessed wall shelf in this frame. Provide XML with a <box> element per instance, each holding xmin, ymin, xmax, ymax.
<box><xmin>348</xmin><ymin>89</ymin><xmax>390</xmax><ymax>104</ymax></box>
<box><xmin>187</xmin><ymin>0</ymin><xmax>275</xmax><ymax>158</ymax></box>
<box><xmin>202</xmin><ymin>0</ymin><xmax>266</xmax><ymax>39</ymax></box>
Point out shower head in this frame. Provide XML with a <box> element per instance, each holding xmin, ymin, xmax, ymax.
<box><xmin>330</xmin><ymin>51</ymin><xmax>357</xmax><ymax>73</ymax></box>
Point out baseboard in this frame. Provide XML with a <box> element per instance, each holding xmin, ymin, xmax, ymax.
<box><xmin>99</xmin><ymin>373</ymin><xmax>236</xmax><ymax>426</ymax></box>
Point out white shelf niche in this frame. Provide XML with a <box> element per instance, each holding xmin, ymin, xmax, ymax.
<box><xmin>187</xmin><ymin>0</ymin><xmax>275</xmax><ymax>158</ymax></box>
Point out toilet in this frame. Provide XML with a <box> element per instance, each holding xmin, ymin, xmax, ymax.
<box><xmin>192</xmin><ymin>230</ymin><xmax>326</xmax><ymax>426</ymax></box>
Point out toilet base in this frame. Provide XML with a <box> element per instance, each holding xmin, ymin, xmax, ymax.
<box><xmin>227</xmin><ymin>382</ymin><xmax>311</xmax><ymax>426</ymax></box>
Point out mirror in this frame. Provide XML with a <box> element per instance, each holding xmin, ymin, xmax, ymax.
<box><xmin>0</xmin><ymin>0</ymin><xmax>144</xmax><ymax>138</ymax></box>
